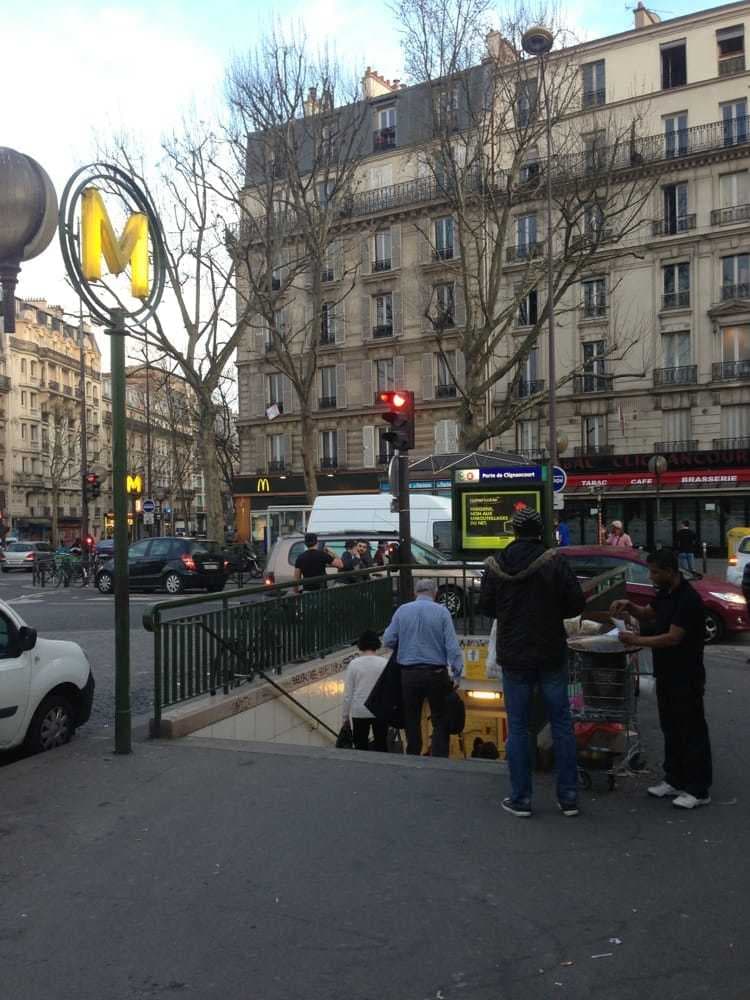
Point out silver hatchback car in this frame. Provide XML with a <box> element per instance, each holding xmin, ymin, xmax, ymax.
<box><xmin>1</xmin><ymin>541</ymin><xmax>53</xmax><ymax>572</ymax></box>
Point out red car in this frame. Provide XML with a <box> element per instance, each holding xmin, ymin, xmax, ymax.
<box><xmin>559</xmin><ymin>545</ymin><xmax>750</xmax><ymax>644</ymax></box>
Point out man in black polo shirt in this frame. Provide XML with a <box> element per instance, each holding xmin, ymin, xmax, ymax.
<box><xmin>612</xmin><ymin>547</ymin><xmax>712</xmax><ymax>810</ymax></box>
<box><xmin>294</xmin><ymin>533</ymin><xmax>343</xmax><ymax>592</ymax></box>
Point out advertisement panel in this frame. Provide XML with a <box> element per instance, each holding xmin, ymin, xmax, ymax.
<box><xmin>452</xmin><ymin>466</ymin><xmax>546</xmax><ymax>558</ymax></box>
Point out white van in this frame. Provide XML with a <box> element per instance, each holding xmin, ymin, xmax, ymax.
<box><xmin>307</xmin><ymin>493</ymin><xmax>454</xmax><ymax>553</ymax></box>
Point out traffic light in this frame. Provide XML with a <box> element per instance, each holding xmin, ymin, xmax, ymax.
<box><xmin>84</xmin><ymin>472</ymin><xmax>101</xmax><ymax>500</ymax></box>
<box><xmin>378</xmin><ymin>389</ymin><xmax>415</xmax><ymax>451</ymax></box>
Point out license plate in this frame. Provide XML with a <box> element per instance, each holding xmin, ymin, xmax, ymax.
<box><xmin>203</xmin><ymin>562</ymin><xmax>219</xmax><ymax>571</ymax></box>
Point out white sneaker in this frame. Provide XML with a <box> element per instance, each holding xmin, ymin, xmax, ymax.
<box><xmin>672</xmin><ymin>793</ymin><xmax>711</xmax><ymax>809</ymax></box>
<box><xmin>647</xmin><ymin>781</ymin><xmax>682</xmax><ymax>798</ymax></box>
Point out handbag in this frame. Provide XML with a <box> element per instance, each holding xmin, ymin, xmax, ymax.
<box><xmin>364</xmin><ymin>648</ymin><xmax>404</xmax><ymax>729</ymax></box>
<box><xmin>335</xmin><ymin>720</ymin><xmax>354</xmax><ymax>749</ymax></box>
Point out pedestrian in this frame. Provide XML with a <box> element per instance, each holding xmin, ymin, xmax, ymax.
<box><xmin>293</xmin><ymin>533</ymin><xmax>343</xmax><ymax>592</ymax></box>
<box><xmin>339</xmin><ymin>539</ymin><xmax>360</xmax><ymax>583</ymax></box>
<box><xmin>382</xmin><ymin>577</ymin><xmax>463</xmax><ymax>757</ymax></box>
<box><xmin>675</xmin><ymin>520</ymin><xmax>697</xmax><ymax>572</ymax></box>
<box><xmin>612</xmin><ymin>547</ymin><xmax>712</xmax><ymax>809</ymax></box>
<box><xmin>374</xmin><ymin>541</ymin><xmax>388</xmax><ymax>566</ymax></box>
<box><xmin>554</xmin><ymin>515</ymin><xmax>571</xmax><ymax>547</ymax></box>
<box><xmin>341</xmin><ymin>630</ymin><xmax>389</xmax><ymax>752</ymax></box>
<box><xmin>480</xmin><ymin>507</ymin><xmax>586</xmax><ymax>818</ymax></box>
<box><xmin>356</xmin><ymin>539</ymin><xmax>374</xmax><ymax>568</ymax></box>
<box><xmin>606</xmin><ymin>520</ymin><xmax>633</xmax><ymax>547</ymax></box>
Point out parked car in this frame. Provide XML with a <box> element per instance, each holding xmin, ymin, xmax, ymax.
<box><xmin>95</xmin><ymin>539</ymin><xmax>115</xmax><ymax>559</ymax></box>
<box><xmin>727</xmin><ymin>533</ymin><xmax>750</xmax><ymax>587</ymax></box>
<box><xmin>559</xmin><ymin>545</ymin><xmax>750</xmax><ymax>644</ymax></box>
<box><xmin>95</xmin><ymin>536</ymin><xmax>229</xmax><ymax>595</ymax></box>
<box><xmin>0</xmin><ymin>599</ymin><xmax>94</xmax><ymax>754</ymax></box>
<box><xmin>0</xmin><ymin>541</ymin><xmax>53</xmax><ymax>572</ymax></box>
<box><xmin>263</xmin><ymin>531</ymin><xmax>481</xmax><ymax>615</ymax></box>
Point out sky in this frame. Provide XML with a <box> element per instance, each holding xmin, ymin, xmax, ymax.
<box><xmin>1</xmin><ymin>0</ymin><xmax>732</xmax><ymax>338</ymax></box>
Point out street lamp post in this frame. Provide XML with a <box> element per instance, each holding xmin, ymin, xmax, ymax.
<box><xmin>521</xmin><ymin>26</ymin><xmax>556</xmax><ymax>548</ymax></box>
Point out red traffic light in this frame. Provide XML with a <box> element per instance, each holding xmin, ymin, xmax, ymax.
<box><xmin>85</xmin><ymin>473</ymin><xmax>98</xmax><ymax>484</ymax></box>
<box><xmin>378</xmin><ymin>390</ymin><xmax>408</xmax><ymax>408</ymax></box>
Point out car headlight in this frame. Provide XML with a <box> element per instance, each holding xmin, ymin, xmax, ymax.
<box><xmin>709</xmin><ymin>591</ymin><xmax>747</xmax><ymax>606</ymax></box>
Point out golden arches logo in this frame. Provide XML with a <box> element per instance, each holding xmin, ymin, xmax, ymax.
<box><xmin>256</xmin><ymin>478</ymin><xmax>271</xmax><ymax>493</ymax></box>
<box><xmin>81</xmin><ymin>187</ymin><xmax>149</xmax><ymax>298</ymax></box>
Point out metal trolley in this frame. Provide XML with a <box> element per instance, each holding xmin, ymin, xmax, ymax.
<box><xmin>568</xmin><ymin>647</ymin><xmax>644</xmax><ymax>791</ymax></box>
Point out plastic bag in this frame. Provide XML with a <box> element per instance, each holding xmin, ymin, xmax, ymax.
<box><xmin>566</xmin><ymin>633</ymin><xmax>628</xmax><ymax>653</ymax></box>
<box><xmin>487</xmin><ymin>620</ymin><xmax>497</xmax><ymax>673</ymax></box>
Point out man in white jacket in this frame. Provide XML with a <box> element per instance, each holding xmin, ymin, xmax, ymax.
<box><xmin>342</xmin><ymin>631</ymin><xmax>388</xmax><ymax>752</ymax></box>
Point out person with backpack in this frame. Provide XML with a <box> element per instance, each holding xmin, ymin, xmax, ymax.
<box><xmin>480</xmin><ymin>507</ymin><xmax>586</xmax><ymax>818</ymax></box>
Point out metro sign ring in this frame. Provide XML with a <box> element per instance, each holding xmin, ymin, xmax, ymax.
<box><xmin>58</xmin><ymin>161</ymin><xmax>166</xmax><ymax>326</ymax></box>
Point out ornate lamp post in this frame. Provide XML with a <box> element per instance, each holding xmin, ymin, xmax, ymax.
<box><xmin>0</xmin><ymin>148</ymin><xmax>58</xmax><ymax>333</ymax></box>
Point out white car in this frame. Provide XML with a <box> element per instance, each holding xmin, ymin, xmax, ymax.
<box><xmin>0</xmin><ymin>600</ymin><xmax>94</xmax><ymax>754</ymax></box>
<box><xmin>727</xmin><ymin>534</ymin><xmax>750</xmax><ymax>587</ymax></box>
<box><xmin>0</xmin><ymin>541</ymin><xmax>53</xmax><ymax>571</ymax></box>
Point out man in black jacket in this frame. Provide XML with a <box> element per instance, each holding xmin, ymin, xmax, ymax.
<box><xmin>480</xmin><ymin>507</ymin><xmax>586</xmax><ymax>818</ymax></box>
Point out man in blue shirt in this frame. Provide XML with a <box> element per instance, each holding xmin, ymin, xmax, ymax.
<box><xmin>383</xmin><ymin>577</ymin><xmax>463</xmax><ymax>757</ymax></box>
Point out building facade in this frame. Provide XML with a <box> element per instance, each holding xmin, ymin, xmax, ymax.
<box><xmin>235</xmin><ymin>1</ymin><xmax>750</xmax><ymax>552</ymax></box>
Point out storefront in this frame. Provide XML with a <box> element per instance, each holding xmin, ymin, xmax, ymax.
<box><xmin>560</xmin><ymin>448</ymin><xmax>750</xmax><ymax>555</ymax></box>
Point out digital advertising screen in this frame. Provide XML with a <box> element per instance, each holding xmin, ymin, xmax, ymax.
<box><xmin>460</xmin><ymin>490</ymin><xmax>541</xmax><ymax>551</ymax></box>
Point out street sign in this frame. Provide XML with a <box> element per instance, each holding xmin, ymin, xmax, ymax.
<box><xmin>143</xmin><ymin>511</ymin><xmax>155</xmax><ymax>525</ymax></box>
<box><xmin>142</xmin><ymin>498</ymin><xmax>155</xmax><ymax>513</ymax></box>
<box><xmin>553</xmin><ymin>492</ymin><xmax>565</xmax><ymax>510</ymax></box>
<box><xmin>552</xmin><ymin>466</ymin><xmax>567</xmax><ymax>493</ymax></box>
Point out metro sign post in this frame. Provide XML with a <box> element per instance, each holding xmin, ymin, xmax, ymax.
<box><xmin>59</xmin><ymin>163</ymin><xmax>166</xmax><ymax>755</ymax></box>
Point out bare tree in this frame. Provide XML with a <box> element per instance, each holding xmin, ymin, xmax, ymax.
<box><xmin>225</xmin><ymin>29</ymin><xmax>367</xmax><ymax>500</ymax></box>
<box><xmin>396</xmin><ymin>0</ymin><xmax>661</xmax><ymax>450</ymax></box>
<box><xmin>45</xmin><ymin>399</ymin><xmax>80</xmax><ymax>547</ymax></box>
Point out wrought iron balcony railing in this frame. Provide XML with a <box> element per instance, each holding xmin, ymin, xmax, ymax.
<box><xmin>373</xmin><ymin>127</ymin><xmax>396</xmax><ymax>151</ymax></box>
<box><xmin>582</xmin><ymin>88</ymin><xmax>606</xmax><ymax>109</ymax></box>
<box><xmin>654</xmin><ymin>440</ymin><xmax>698</xmax><ymax>452</ymax></box>
<box><xmin>573</xmin><ymin>374</ymin><xmax>613</xmax><ymax>394</ymax></box>
<box><xmin>721</xmin><ymin>283</ymin><xmax>750</xmax><ymax>300</ymax></box>
<box><xmin>506</xmin><ymin>242</ymin><xmax>544</xmax><ymax>263</ymax></box>
<box><xmin>662</xmin><ymin>290</ymin><xmax>690</xmax><ymax>310</ymax></box>
<box><xmin>320</xmin><ymin>457</ymin><xmax>338</xmax><ymax>469</ymax></box>
<box><xmin>653</xmin><ymin>365</ymin><xmax>697</xmax><ymax>386</ymax></box>
<box><xmin>318</xmin><ymin>395</ymin><xmax>337</xmax><ymax>409</ymax></box>
<box><xmin>710</xmin><ymin>203</ymin><xmax>750</xmax><ymax>226</ymax></box>
<box><xmin>712</xmin><ymin>360</ymin><xmax>750</xmax><ymax>380</ymax></box>
<box><xmin>574</xmin><ymin>444</ymin><xmax>614</xmax><ymax>456</ymax></box>
<box><xmin>652</xmin><ymin>214</ymin><xmax>696</xmax><ymax>236</ymax></box>
<box><xmin>372</xmin><ymin>258</ymin><xmax>392</xmax><ymax>272</ymax></box>
<box><xmin>511</xmin><ymin>379</ymin><xmax>545</xmax><ymax>399</ymax></box>
<box><xmin>713</xmin><ymin>436</ymin><xmax>750</xmax><ymax>449</ymax></box>
<box><xmin>268</xmin><ymin>459</ymin><xmax>286</xmax><ymax>472</ymax></box>
<box><xmin>719</xmin><ymin>55</ymin><xmax>745</xmax><ymax>76</ymax></box>
<box><xmin>372</xmin><ymin>324</ymin><xmax>394</xmax><ymax>339</ymax></box>
<box><xmin>435</xmin><ymin>384</ymin><xmax>458</xmax><ymax>398</ymax></box>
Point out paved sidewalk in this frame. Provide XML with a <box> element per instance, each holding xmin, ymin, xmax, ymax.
<box><xmin>1</xmin><ymin>645</ymin><xmax>748</xmax><ymax>1000</ymax></box>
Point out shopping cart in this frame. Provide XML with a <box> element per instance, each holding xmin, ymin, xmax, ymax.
<box><xmin>568</xmin><ymin>648</ymin><xmax>644</xmax><ymax>791</ymax></box>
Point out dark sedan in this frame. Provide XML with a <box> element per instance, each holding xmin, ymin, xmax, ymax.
<box><xmin>96</xmin><ymin>537</ymin><xmax>228</xmax><ymax>595</ymax></box>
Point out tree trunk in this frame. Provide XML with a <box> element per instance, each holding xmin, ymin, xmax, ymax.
<box><xmin>300</xmin><ymin>408</ymin><xmax>318</xmax><ymax>503</ymax></box>
<box><xmin>197</xmin><ymin>399</ymin><xmax>225</xmax><ymax>542</ymax></box>
<box><xmin>50</xmin><ymin>486</ymin><xmax>59</xmax><ymax>548</ymax></box>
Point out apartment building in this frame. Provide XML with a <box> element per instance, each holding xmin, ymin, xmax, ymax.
<box><xmin>0</xmin><ymin>298</ymin><xmax>109</xmax><ymax>541</ymax></box>
<box><xmin>235</xmin><ymin>1</ymin><xmax>750</xmax><ymax>553</ymax></box>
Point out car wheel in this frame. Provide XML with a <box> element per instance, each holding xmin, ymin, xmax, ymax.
<box><xmin>704</xmin><ymin>611</ymin><xmax>723</xmax><ymax>645</ymax></box>
<box><xmin>164</xmin><ymin>572</ymin><xmax>184</xmax><ymax>595</ymax></box>
<box><xmin>437</xmin><ymin>585</ymin><xmax>463</xmax><ymax>617</ymax></box>
<box><xmin>97</xmin><ymin>571</ymin><xmax>113</xmax><ymax>594</ymax></box>
<box><xmin>25</xmin><ymin>693</ymin><xmax>75</xmax><ymax>753</ymax></box>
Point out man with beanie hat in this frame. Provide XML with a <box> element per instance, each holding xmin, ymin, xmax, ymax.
<box><xmin>480</xmin><ymin>506</ymin><xmax>586</xmax><ymax>818</ymax></box>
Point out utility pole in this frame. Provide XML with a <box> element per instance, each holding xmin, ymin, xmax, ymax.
<box><xmin>78</xmin><ymin>296</ymin><xmax>89</xmax><ymax>547</ymax></box>
<box><xmin>396</xmin><ymin>450</ymin><xmax>413</xmax><ymax>603</ymax></box>
<box><xmin>144</xmin><ymin>330</ymin><xmax>153</xmax><ymax>536</ymax></box>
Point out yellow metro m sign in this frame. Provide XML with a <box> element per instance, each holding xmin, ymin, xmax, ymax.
<box><xmin>81</xmin><ymin>187</ymin><xmax>150</xmax><ymax>299</ymax></box>
<box><xmin>126</xmin><ymin>474</ymin><xmax>143</xmax><ymax>496</ymax></box>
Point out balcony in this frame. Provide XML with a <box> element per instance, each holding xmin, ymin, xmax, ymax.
<box><xmin>506</xmin><ymin>242</ymin><xmax>543</xmax><ymax>263</ymax></box>
<box><xmin>268</xmin><ymin>459</ymin><xmax>286</xmax><ymax>472</ymax></box>
<box><xmin>574</xmin><ymin>444</ymin><xmax>614</xmax><ymax>456</ymax></box>
<box><xmin>652</xmin><ymin>214</ymin><xmax>696</xmax><ymax>236</ymax></box>
<box><xmin>713</xmin><ymin>360</ymin><xmax>750</xmax><ymax>381</ymax></box>
<box><xmin>372</xmin><ymin>324</ymin><xmax>393</xmax><ymax>339</ymax></box>
<box><xmin>318</xmin><ymin>395</ymin><xmax>337</xmax><ymax>409</ymax></box>
<box><xmin>582</xmin><ymin>302</ymin><xmax>607</xmax><ymax>320</ymax></box>
<box><xmin>512</xmin><ymin>379</ymin><xmax>545</xmax><ymax>399</ymax></box>
<box><xmin>582</xmin><ymin>88</ymin><xmax>606</xmax><ymax>109</ymax></box>
<box><xmin>373</xmin><ymin>258</ymin><xmax>392</xmax><ymax>272</ymax></box>
<box><xmin>710</xmin><ymin>204</ymin><xmax>750</xmax><ymax>226</ymax></box>
<box><xmin>662</xmin><ymin>290</ymin><xmax>690</xmax><ymax>310</ymax></box>
<box><xmin>573</xmin><ymin>374</ymin><xmax>613</xmax><ymax>394</ymax></box>
<box><xmin>570</xmin><ymin>230</ymin><xmax>613</xmax><ymax>251</ymax></box>
<box><xmin>319</xmin><ymin>332</ymin><xmax>336</xmax><ymax>347</ymax></box>
<box><xmin>320</xmin><ymin>457</ymin><xmax>338</xmax><ymax>469</ymax></box>
<box><xmin>103</xmin><ymin>412</ymin><xmax>112</xmax><ymax>425</ymax></box>
<box><xmin>653</xmin><ymin>365</ymin><xmax>697</xmax><ymax>386</ymax></box>
<box><xmin>719</xmin><ymin>54</ymin><xmax>745</xmax><ymax>76</ymax></box>
<box><xmin>373</xmin><ymin>127</ymin><xmax>396</xmax><ymax>151</ymax></box>
<box><xmin>433</xmin><ymin>246</ymin><xmax>456</xmax><ymax>262</ymax></box>
<box><xmin>713</xmin><ymin>436</ymin><xmax>750</xmax><ymax>449</ymax></box>
<box><xmin>63</xmin><ymin>385</ymin><xmax>73</xmax><ymax>397</ymax></box>
<box><xmin>436</xmin><ymin>384</ymin><xmax>457</xmax><ymax>398</ymax></box>
<box><xmin>654</xmin><ymin>440</ymin><xmax>698</xmax><ymax>452</ymax></box>
<box><xmin>0</xmin><ymin>375</ymin><xmax>10</xmax><ymax>392</ymax></box>
<box><xmin>720</xmin><ymin>283</ymin><xmax>750</xmax><ymax>301</ymax></box>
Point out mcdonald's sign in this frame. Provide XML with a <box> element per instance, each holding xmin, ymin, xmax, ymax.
<box><xmin>126</xmin><ymin>474</ymin><xmax>143</xmax><ymax>496</ymax></box>
<box><xmin>81</xmin><ymin>187</ymin><xmax>149</xmax><ymax>298</ymax></box>
<box><xmin>256</xmin><ymin>477</ymin><xmax>271</xmax><ymax>493</ymax></box>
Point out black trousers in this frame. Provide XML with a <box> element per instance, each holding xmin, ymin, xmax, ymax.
<box><xmin>656</xmin><ymin>669</ymin><xmax>712</xmax><ymax>798</ymax></box>
<box><xmin>352</xmin><ymin>717</ymin><xmax>388</xmax><ymax>752</ymax></box>
<box><xmin>401</xmin><ymin>666</ymin><xmax>451</xmax><ymax>758</ymax></box>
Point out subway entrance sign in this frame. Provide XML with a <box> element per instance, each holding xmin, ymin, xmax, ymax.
<box><xmin>452</xmin><ymin>466</ymin><xmax>547</xmax><ymax>559</ymax></box>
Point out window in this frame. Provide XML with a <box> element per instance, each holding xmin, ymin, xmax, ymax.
<box><xmin>434</xmin><ymin>282</ymin><xmax>455</xmax><ymax>326</ymax></box>
<box><xmin>662</xmin><ymin>331</ymin><xmax>691</xmax><ymax>368</ymax></box>
<box><xmin>720</xmin><ymin>171</ymin><xmax>749</xmax><ymax>208</ymax></box>
<box><xmin>722</xmin><ymin>99</ymin><xmax>747</xmax><ymax>147</ymax></box>
<box><xmin>664</xmin><ymin>112</ymin><xmax>688</xmax><ymax>158</ymax></box>
<box><xmin>319</xmin><ymin>429</ymin><xmax>337</xmax><ymax>467</ymax></box>
<box><xmin>30</xmin><ymin>425</ymin><xmax>38</xmax><ymax>443</ymax></box>
<box><xmin>322</xmin><ymin>245</ymin><xmax>336</xmax><ymax>283</ymax></box>
<box><xmin>583</xmin><ymin>340</ymin><xmax>607</xmax><ymax>391</ymax></box>
<box><xmin>583</xmin><ymin>202</ymin><xmax>607</xmax><ymax>240</ymax></box>
<box><xmin>21</xmin><ymin>391</ymin><xmax>26</xmax><ymax>407</ymax></box>
<box><xmin>661</xmin><ymin>409</ymin><xmax>692</xmax><ymax>445</ymax></box>
<box><xmin>30</xmin><ymin>392</ymin><xmax>37</xmax><ymax>409</ymax></box>
<box><xmin>268</xmin><ymin>434</ymin><xmax>286</xmax><ymax>467</ymax></box>
<box><xmin>30</xmin><ymin>361</ymin><xmax>37</xmax><ymax>377</ymax></box>
<box><xmin>317</xmin><ymin>179</ymin><xmax>335</xmax><ymax>206</ymax></box>
<box><xmin>434</xmin><ymin>216</ymin><xmax>454</xmax><ymax>260</ymax></box>
<box><xmin>20</xmin><ymin>358</ymin><xmax>26</xmax><ymax>374</ymax></box>
<box><xmin>517</xmin><ymin>78</ymin><xmax>536</xmax><ymax>127</ymax></box>
<box><xmin>436</xmin><ymin>351</ymin><xmax>457</xmax><ymax>396</ymax></box>
<box><xmin>718</xmin><ymin>25</ymin><xmax>745</xmax><ymax>75</ymax></box>
<box><xmin>321</xmin><ymin>303</ymin><xmax>337</xmax><ymax>344</ymax></box>
<box><xmin>319</xmin><ymin>365</ymin><xmax>336</xmax><ymax>405</ymax></box>
<box><xmin>267</xmin><ymin>372</ymin><xmax>284</xmax><ymax>409</ymax></box>
<box><xmin>378</xmin><ymin>107</ymin><xmax>396</xmax><ymax>130</ymax></box>
<box><xmin>721</xmin><ymin>325</ymin><xmax>750</xmax><ymax>362</ymax></box>
<box><xmin>21</xmin><ymin>423</ymin><xmax>27</xmax><ymax>440</ymax></box>
<box><xmin>663</xmin><ymin>182</ymin><xmax>690</xmax><ymax>233</ymax></box>
<box><xmin>722</xmin><ymin>254</ymin><xmax>750</xmax><ymax>298</ymax></box>
<box><xmin>517</xmin><ymin>419</ymin><xmax>539</xmax><ymax>454</ymax></box>
<box><xmin>516</xmin><ymin>213</ymin><xmax>537</xmax><ymax>254</ymax></box>
<box><xmin>661</xmin><ymin>40</ymin><xmax>687</xmax><ymax>89</ymax></box>
<box><xmin>721</xmin><ymin>404</ymin><xmax>750</xmax><ymax>440</ymax></box>
<box><xmin>517</xmin><ymin>348</ymin><xmax>539</xmax><ymax>397</ymax></box>
<box><xmin>582</xmin><ymin>60</ymin><xmax>605</xmax><ymax>107</ymax></box>
<box><xmin>374</xmin><ymin>106</ymin><xmax>396</xmax><ymax>149</ymax></box>
<box><xmin>374</xmin><ymin>231</ymin><xmax>392</xmax><ymax>271</ymax></box>
<box><xmin>374</xmin><ymin>293</ymin><xmax>393</xmax><ymax>336</ymax></box>
<box><xmin>519</xmin><ymin>151</ymin><xmax>540</xmax><ymax>185</ymax></box>
<box><xmin>377</xmin><ymin>427</ymin><xmax>393</xmax><ymax>463</ymax></box>
<box><xmin>583</xmin><ymin>414</ymin><xmax>607</xmax><ymax>450</ymax></box>
<box><xmin>582</xmin><ymin>277</ymin><xmax>607</xmax><ymax>318</ymax></box>
<box><xmin>374</xmin><ymin>358</ymin><xmax>394</xmax><ymax>394</ymax></box>
<box><xmin>434</xmin><ymin>86</ymin><xmax>459</xmax><ymax>129</ymax></box>
<box><xmin>583</xmin><ymin>131</ymin><xmax>606</xmax><ymax>173</ymax></box>
<box><xmin>662</xmin><ymin>262</ymin><xmax>690</xmax><ymax>309</ymax></box>
<box><xmin>517</xmin><ymin>289</ymin><xmax>538</xmax><ymax>327</ymax></box>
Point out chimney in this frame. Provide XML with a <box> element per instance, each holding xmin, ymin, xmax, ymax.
<box><xmin>304</xmin><ymin>86</ymin><xmax>319</xmax><ymax>116</ymax></box>
<box><xmin>484</xmin><ymin>30</ymin><xmax>515</xmax><ymax>65</ymax></box>
<box><xmin>362</xmin><ymin>67</ymin><xmax>400</xmax><ymax>99</ymax></box>
<box><xmin>634</xmin><ymin>2</ymin><xmax>661</xmax><ymax>30</ymax></box>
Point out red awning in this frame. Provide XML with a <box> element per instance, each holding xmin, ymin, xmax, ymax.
<box><xmin>567</xmin><ymin>468</ymin><xmax>750</xmax><ymax>490</ymax></box>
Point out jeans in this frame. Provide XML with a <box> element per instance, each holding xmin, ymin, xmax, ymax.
<box><xmin>678</xmin><ymin>552</ymin><xmax>695</xmax><ymax>572</ymax></box>
<box><xmin>401</xmin><ymin>666</ymin><xmax>451</xmax><ymax>757</ymax></box>
<box><xmin>656</xmin><ymin>669</ymin><xmax>712</xmax><ymax>798</ymax></box>
<box><xmin>502</xmin><ymin>667</ymin><xmax>578</xmax><ymax>804</ymax></box>
<box><xmin>352</xmin><ymin>717</ymin><xmax>388</xmax><ymax>752</ymax></box>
